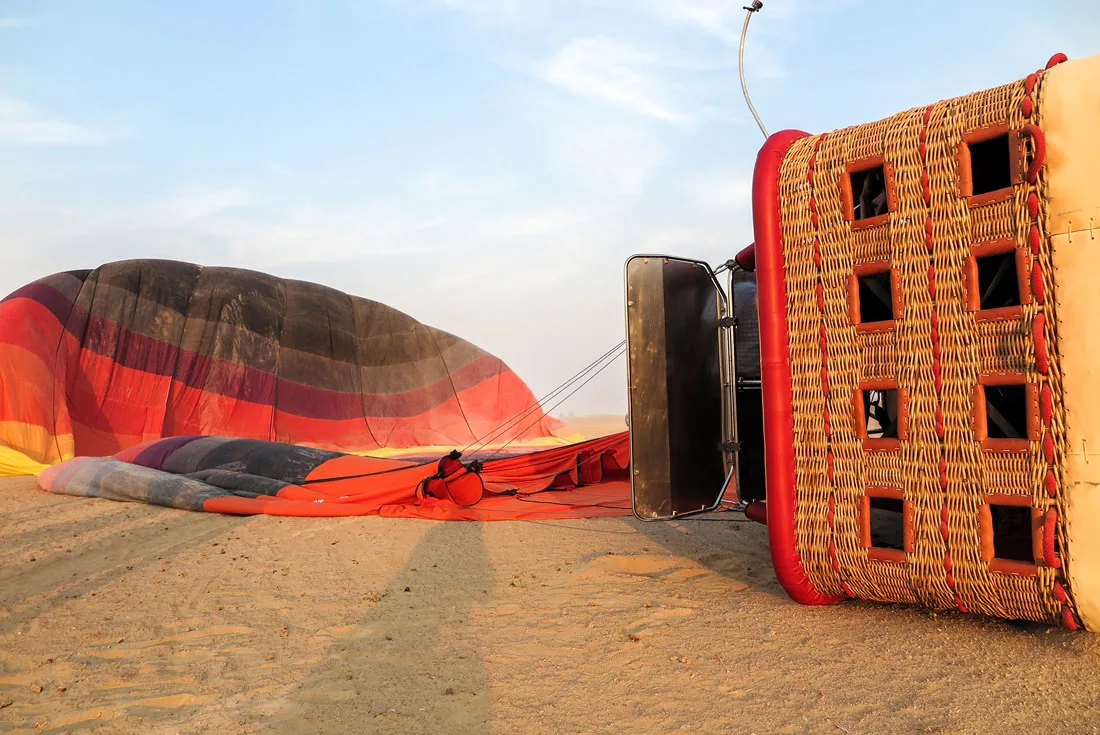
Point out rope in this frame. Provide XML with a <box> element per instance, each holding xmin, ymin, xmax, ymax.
<box><xmin>480</xmin><ymin>344</ymin><xmax>626</xmax><ymax>460</ymax></box>
<box><xmin>462</xmin><ymin>340</ymin><xmax>625</xmax><ymax>453</ymax></box>
<box><xmin>428</xmin><ymin>328</ymin><xmax>477</xmax><ymax>441</ymax></box>
<box><xmin>299</xmin><ymin>340</ymin><xmax>627</xmax><ymax>486</ymax></box>
<box><xmin>460</xmin><ymin>340</ymin><xmax>626</xmax><ymax>455</ymax></box>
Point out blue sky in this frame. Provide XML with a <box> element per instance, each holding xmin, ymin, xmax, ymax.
<box><xmin>0</xmin><ymin>0</ymin><xmax>1094</xmax><ymax>416</ymax></box>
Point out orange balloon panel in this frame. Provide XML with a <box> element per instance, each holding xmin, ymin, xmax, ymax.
<box><xmin>0</xmin><ymin>260</ymin><xmax>563</xmax><ymax>473</ymax></box>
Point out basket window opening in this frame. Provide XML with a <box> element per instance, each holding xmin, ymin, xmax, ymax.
<box><xmin>851</xmin><ymin>165</ymin><xmax>889</xmax><ymax>220</ymax></box>
<box><xmin>990</xmin><ymin>504</ymin><xmax>1034</xmax><ymax>563</ymax></box>
<box><xmin>863</xmin><ymin>389</ymin><xmax>900</xmax><ymax>440</ymax></box>
<box><xmin>983</xmin><ymin>384</ymin><xmax>1028</xmax><ymax>440</ymax></box>
<box><xmin>976</xmin><ymin>250</ymin><xmax>1021</xmax><ymax>309</ymax></box>
<box><xmin>967</xmin><ymin>133</ymin><xmax>1012</xmax><ymax>196</ymax></box>
<box><xmin>857</xmin><ymin>270</ymin><xmax>894</xmax><ymax>323</ymax></box>
<box><xmin>868</xmin><ymin>497</ymin><xmax>905</xmax><ymax>551</ymax></box>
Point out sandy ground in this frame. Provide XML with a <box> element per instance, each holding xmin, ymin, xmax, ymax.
<box><xmin>3</xmin><ymin>475</ymin><xmax>1100</xmax><ymax>734</ymax></box>
<box><xmin>554</xmin><ymin>415</ymin><xmax>627</xmax><ymax>441</ymax></box>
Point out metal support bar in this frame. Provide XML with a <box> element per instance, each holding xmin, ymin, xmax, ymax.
<box><xmin>723</xmin><ymin>264</ymin><xmax>741</xmax><ymax>503</ymax></box>
<box><xmin>739</xmin><ymin>1</ymin><xmax>768</xmax><ymax>139</ymax></box>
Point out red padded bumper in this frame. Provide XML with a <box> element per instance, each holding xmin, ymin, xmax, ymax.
<box><xmin>752</xmin><ymin>130</ymin><xmax>843</xmax><ymax>606</ymax></box>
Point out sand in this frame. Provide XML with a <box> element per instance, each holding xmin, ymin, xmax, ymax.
<box><xmin>555</xmin><ymin>415</ymin><xmax>628</xmax><ymax>441</ymax></box>
<box><xmin>3</xmin><ymin>474</ymin><xmax>1100</xmax><ymax>734</ymax></box>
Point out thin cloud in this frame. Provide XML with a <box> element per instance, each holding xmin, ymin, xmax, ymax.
<box><xmin>434</xmin><ymin>0</ymin><xmax>539</xmax><ymax>20</ymax></box>
<box><xmin>542</xmin><ymin>36</ymin><xmax>687</xmax><ymax>124</ymax></box>
<box><xmin>434</xmin><ymin>0</ymin><xmax>832</xmax><ymax>83</ymax></box>
<box><xmin>166</xmin><ymin>184</ymin><xmax>257</xmax><ymax>222</ymax></box>
<box><xmin>628</xmin><ymin>0</ymin><xmax>747</xmax><ymax>44</ymax></box>
<box><xmin>404</xmin><ymin>170</ymin><xmax>492</xmax><ymax>200</ymax></box>
<box><xmin>627</xmin><ymin>0</ymin><xmax>835</xmax><ymax>41</ymax></box>
<box><xmin>0</xmin><ymin>17</ymin><xmax>30</xmax><ymax>29</ymax></box>
<box><xmin>554</xmin><ymin>118</ymin><xmax>665</xmax><ymax>196</ymax></box>
<box><xmin>682</xmin><ymin>172</ymin><xmax>754</xmax><ymax>210</ymax></box>
<box><xmin>0</xmin><ymin>97</ymin><xmax>118</xmax><ymax>146</ymax></box>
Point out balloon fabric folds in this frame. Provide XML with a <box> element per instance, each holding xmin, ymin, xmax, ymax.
<box><xmin>0</xmin><ymin>259</ymin><xmax>563</xmax><ymax>475</ymax></box>
<box><xmin>37</xmin><ymin>432</ymin><xmax>632</xmax><ymax>520</ymax></box>
<box><xmin>0</xmin><ymin>259</ymin><xmax>633</xmax><ymax>520</ymax></box>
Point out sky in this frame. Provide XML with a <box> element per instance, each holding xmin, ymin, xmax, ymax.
<box><xmin>0</xmin><ymin>0</ymin><xmax>1095</xmax><ymax>417</ymax></box>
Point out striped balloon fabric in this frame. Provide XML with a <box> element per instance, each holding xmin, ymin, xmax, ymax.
<box><xmin>0</xmin><ymin>259</ymin><xmax>564</xmax><ymax>476</ymax></box>
<box><xmin>37</xmin><ymin>432</ymin><xmax>631</xmax><ymax>520</ymax></box>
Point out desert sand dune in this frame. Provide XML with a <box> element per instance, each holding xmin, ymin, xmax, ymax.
<box><xmin>3</xmin><ymin>474</ymin><xmax>1100</xmax><ymax>734</ymax></box>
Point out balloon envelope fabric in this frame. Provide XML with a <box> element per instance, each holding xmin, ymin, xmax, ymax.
<box><xmin>37</xmin><ymin>432</ymin><xmax>632</xmax><ymax>520</ymax></box>
<box><xmin>0</xmin><ymin>260</ymin><xmax>565</xmax><ymax>476</ymax></box>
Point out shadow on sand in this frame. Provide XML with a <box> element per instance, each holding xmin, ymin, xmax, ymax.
<box><xmin>623</xmin><ymin>511</ymin><xmax>793</xmax><ymax>602</ymax></box>
<box><xmin>265</xmin><ymin>522</ymin><xmax>495</xmax><ymax>734</ymax></box>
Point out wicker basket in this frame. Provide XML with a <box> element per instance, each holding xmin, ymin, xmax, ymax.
<box><xmin>753</xmin><ymin>52</ymin><xmax>1100</xmax><ymax>629</ymax></box>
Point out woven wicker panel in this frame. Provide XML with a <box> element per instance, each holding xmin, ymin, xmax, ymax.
<box><xmin>851</xmin><ymin>227</ymin><xmax>893</xmax><ymax>265</ymax></box>
<box><xmin>864</xmin><ymin>451</ymin><xmax>901</xmax><ymax>489</ymax></box>
<box><xmin>860</xmin><ymin>331</ymin><xmax>897</xmax><ymax>382</ymax></box>
<box><xmin>976</xmin><ymin>321</ymin><xmax>1033</xmax><ymax>374</ymax></box>
<box><xmin>780</xmin><ymin>136</ymin><xmax>837</xmax><ymax>594</ymax></box>
<box><xmin>781</xmin><ymin>112</ymin><xmax>925</xmax><ymax>605</ymax></box>
<box><xmin>971</xmin><ymin>199</ymin><xmax>1017</xmax><ymax>243</ymax></box>
<box><xmin>780</xmin><ymin>70</ymin><xmax>1068</xmax><ymax>624</ymax></box>
<box><xmin>983</xmin><ymin>453</ymin><xmax>1033</xmax><ymax>495</ymax></box>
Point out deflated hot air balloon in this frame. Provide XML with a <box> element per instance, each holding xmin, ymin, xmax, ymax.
<box><xmin>0</xmin><ymin>259</ymin><xmax>631</xmax><ymax>520</ymax></box>
<box><xmin>0</xmin><ymin>259</ymin><xmax>567</xmax><ymax>476</ymax></box>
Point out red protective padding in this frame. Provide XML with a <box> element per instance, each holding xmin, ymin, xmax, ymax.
<box><xmin>744</xmin><ymin>500</ymin><xmax>767</xmax><ymax>525</ymax></box>
<box><xmin>753</xmin><ymin>130</ymin><xmax>844</xmax><ymax>606</ymax></box>
<box><xmin>734</xmin><ymin>243</ymin><xmax>757</xmax><ymax>272</ymax></box>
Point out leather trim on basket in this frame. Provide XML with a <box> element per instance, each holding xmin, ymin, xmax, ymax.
<box><xmin>859</xmin><ymin>486</ymin><xmax>912</xmax><ymax>563</ymax></box>
<box><xmin>847</xmin><ymin>260</ymin><xmax>903</xmax><ymax>333</ymax></box>
<box><xmin>964</xmin><ymin>238</ymin><xmax>1031</xmax><ymax>322</ymax></box>
<box><xmin>956</xmin><ymin>122</ymin><xmax>1025</xmax><ymax>208</ymax></box>
<box><xmin>971</xmin><ymin>373</ymin><xmax>1040</xmax><ymax>453</ymax></box>
<box><xmin>977</xmin><ymin>494</ymin><xmax>1042</xmax><ymax>577</ymax></box>
<box><xmin>840</xmin><ymin>155</ymin><xmax>897</xmax><ymax>230</ymax></box>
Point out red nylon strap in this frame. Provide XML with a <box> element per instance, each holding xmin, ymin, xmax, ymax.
<box><xmin>1033</xmin><ymin>313</ymin><xmax>1049</xmax><ymax>375</ymax></box>
<box><xmin>1043</xmin><ymin>508</ymin><xmax>1062</xmax><ymax>569</ymax></box>
<box><xmin>1031</xmin><ymin>261</ymin><xmax>1045</xmax><ymax>303</ymax></box>
<box><xmin>1019</xmin><ymin>124</ymin><xmax>1046</xmax><ymax>184</ymax></box>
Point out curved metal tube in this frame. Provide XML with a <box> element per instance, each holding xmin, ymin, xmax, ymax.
<box><xmin>738</xmin><ymin>1</ymin><xmax>768</xmax><ymax>139</ymax></box>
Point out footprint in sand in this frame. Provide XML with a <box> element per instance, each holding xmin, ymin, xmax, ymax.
<box><xmin>579</xmin><ymin>553</ymin><xmax>750</xmax><ymax>591</ymax></box>
<box><xmin>621</xmin><ymin>607</ymin><xmax>698</xmax><ymax>638</ymax></box>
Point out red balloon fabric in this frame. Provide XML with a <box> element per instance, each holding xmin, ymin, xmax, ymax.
<box><xmin>0</xmin><ymin>259</ymin><xmax>566</xmax><ymax>475</ymax></box>
<box><xmin>38</xmin><ymin>432</ymin><xmax>632</xmax><ymax>520</ymax></box>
